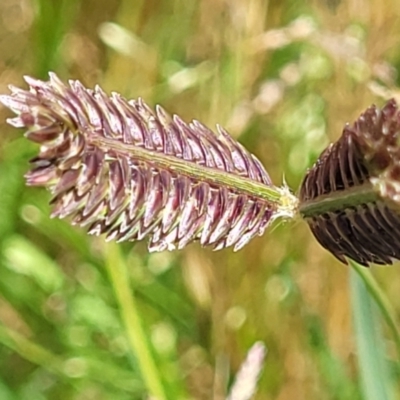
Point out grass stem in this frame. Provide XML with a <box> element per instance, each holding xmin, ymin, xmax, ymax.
<box><xmin>104</xmin><ymin>242</ymin><xmax>168</xmax><ymax>400</ymax></box>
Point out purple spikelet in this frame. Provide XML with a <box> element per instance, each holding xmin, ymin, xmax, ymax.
<box><xmin>299</xmin><ymin>99</ymin><xmax>400</xmax><ymax>266</ymax></box>
<box><xmin>226</xmin><ymin>342</ymin><xmax>266</xmax><ymax>400</ymax></box>
<box><xmin>0</xmin><ymin>73</ymin><xmax>282</xmax><ymax>252</ymax></box>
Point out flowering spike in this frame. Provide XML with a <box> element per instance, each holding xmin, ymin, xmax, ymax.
<box><xmin>299</xmin><ymin>99</ymin><xmax>400</xmax><ymax>266</ymax></box>
<box><xmin>1</xmin><ymin>73</ymin><xmax>294</xmax><ymax>251</ymax></box>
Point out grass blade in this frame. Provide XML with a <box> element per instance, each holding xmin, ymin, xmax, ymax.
<box><xmin>349</xmin><ymin>260</ymin><xmax>400</xmax><ymax>359</ymax></box>
<box><xmin>349</xmin><ymin>264</ymin><xmax>394</xmax><ymax>400</ymax></box>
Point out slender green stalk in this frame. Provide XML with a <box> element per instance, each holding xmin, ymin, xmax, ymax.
<box><xmin>90</xmin><ymin>135</ymin><xmax>284</xmax><ymax>204</ymax></box>
<box><xmin>0</xmin><ymin>323</ymin><xmax>142</xmax><ymax>392</ymax></box>
<box><xmin>349</xmin><ymin>266</ymin><xmax>394</xmax><ymax>400</ymax></box>
<box><xmin>349</xmin><ymin>259</ymin><xmax>400</xmax><ymax>358</ymax></box>
<box><xmin>103</xmin><ymin>242</ymin><xmax>168</xmax><ymax>400</ymax></box>
<box><xmin>0</xmin><ymin>323</ymin><xmax>64</xmax><ymax>376</ymax></box>
<box><xmin>299</xmin><ymin>182</ymin><xmax>379</xmax><ymax>218</ymax></box>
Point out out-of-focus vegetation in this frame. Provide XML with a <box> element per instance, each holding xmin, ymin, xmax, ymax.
<box><xmin>0</xmin><ymin>0</ymin><xmax>400</xmax><ymax>399</ymax></box>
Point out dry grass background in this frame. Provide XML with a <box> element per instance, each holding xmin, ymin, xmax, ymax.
<box><xmin>0</xmin><ymin>0</ymin><xmax>400</xmax><ymax>399</ymax></box>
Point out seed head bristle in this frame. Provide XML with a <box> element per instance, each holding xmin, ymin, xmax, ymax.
<box><xmin>1</xmin><ymin>73</ymin><xmax>280</xmax><ymax>252</ymax></box>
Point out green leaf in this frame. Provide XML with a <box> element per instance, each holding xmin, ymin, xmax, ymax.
<box><xmin>350</xmin><ymin>265</ymin><xmax>394</xmax><ymax>400</ymax></box>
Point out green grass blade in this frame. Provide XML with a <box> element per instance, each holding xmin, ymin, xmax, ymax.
<box><xmin>33</xmin><ymin>0</ymin><xmax>79</xmax><ymax>75</ymax></box>
<box><xmin>305</xmin><ymin>314</ymin><xmax>360</xmax><ymax>400</ymax></box>
<box><xmin>349</xmin><ymin>260</ymin><xmax>400</xmax><ymax>358</ymax></box>
<box><xmin>349</xmin><ymin>265</ymin><xmax>394</xmax><ymax>400</ymax></box>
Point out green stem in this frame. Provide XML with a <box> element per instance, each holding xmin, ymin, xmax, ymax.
<box><xmin>104</xmin><ymin>242</ymin><xmax>168</xmax><ymax>400</ymax></box>
<box><xmin>0</xmin><ymin>323</ymin><xmax>63</xmax><ymax>375</ymax></box>
<box><xmin>299</xmin><ymin>182</ymin><xmax>379</xmax><ymax>218</ymax></box>
<box><xmin>0</xmin><ymin>323</ymin><xmax>142</xmax><ymax>392</ymax></box>
<box><xmin>348</xmin><ymin>259</ymin><xmax>400</xmax><ymax>358</ymax></box>
<box><xmin>89</xmin><ymin>136</ymin><xmax>283</xmax><ymax>204</ymax></box>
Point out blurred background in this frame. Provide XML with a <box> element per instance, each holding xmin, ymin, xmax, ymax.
<box><xmin>0</xmin><ymin>0</ymin><xmax>400</xmax><ymax>399</ymax></box>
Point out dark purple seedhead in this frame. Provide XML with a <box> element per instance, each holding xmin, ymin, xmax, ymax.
<box><xmin>299</xmin><ymin>100</ymin><xmax>400</xmax><ymax>266</ymax></box>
